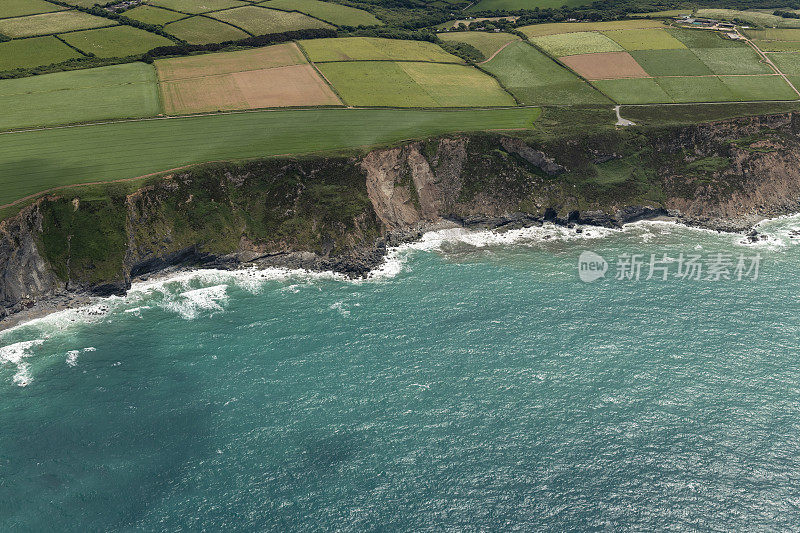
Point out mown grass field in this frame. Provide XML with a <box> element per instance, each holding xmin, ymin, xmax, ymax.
<box><xmin>482</xmin><ymin>41</ymin><xmax>610</xmax><ymax>105</ymax></box>
<box><xmin>769</xmin><ymin>53</ymin><xmax>800</xmax><ymax>75</ymax></box>
<box><xmin>520</xmin><ymin>20</ymin><xmax>663</xmax><ymax>38</ymax></box>
<box><xmin>0</xmin><ymin>0</ymin><xmax>65</xmax><ymax>18</ymax></box>
<box><xmin>163</xmin><ymin>16</ymin><xmax>248</xmax><ymax>44</ymax></box>
<box><xmin>60</xmin><ymin>25</ymin><xmax>175</xmax><ymax>58</ymax></box>
<box><xmin>0</xmin><ymin>10</ymin><xmax>111</xmax><ymax>38</ymax></box>
<box><xmin>258</xmin><ymin>0</ymin><xmax>381</xmax><ymax>26</ymax></box>
<box><xmin>438</xmin><ymin>31</ymin><xmax>519</xmax><ymax>59</ymax></box>
<box><xmin>467</xmin><ymin>0</ymin><xmax>591</xmax><ymax>11</ymax></box>
<box><xmin>0</xmin><ymin>63</ymin><xmax>160</xmax><ymax>131</ymax></box>
<box><xmin>745</xmin><ymin>28</ymin><xmax>800</xmax><ymax>41</ymax></box>
<box><xmin>210</xmin><ymin>6</ymin><xmax>331</xmax><ymax>34</ymax></box>
<box><xmin>0</xmin><ymin>108</ymin><xmax>540</xmax><ymax>207</ymax></box>
<box><xmin>602</xmin><ymin>28</ymin><xmax>686</xmax><ymax>51</ymax></box>
<box><xmin>594</xmin><ymin>75</ymin><xmax>797</xmax><ymax>104</ymax></box>
<box><xmin>592</xmin><ymin>78</ymin><xmax>671</xmax><ymax>104</ymax></box>
<box><xmin>156</xmin><ymin>43</ymin><xmax>306</xmax><ymax>79</ymax></box>
<box><xmin>148</xmin><ymin>0</ymin><xmax>248</xmax><ymax>14</ymax></box>
<box><xmin>317</xmin><ymin>61</ymin><xmax>513</xmax><ymax>107</ymax></box>
<box><xmin>0</xmin><ymin>36</ymin><xmax>81</xmax><ymax>71</ymax></box>
<box><xmin>532</xmin><ymin>31</ymin><xmax>622</xmax><ymax>57</ymax></box>
<box><xmin>301</xmin><ymin>37</ymin><xmax>462</xmax><ymax>63</ymax></box>
<box><xmin>696</xmin><ymin>8</ymin><xmax>800</xmax><ymax>28</ymax></box>
<box><xmin>123</xmin><ymin>5</ymin><xmax>186</xmax><ymax>26</ymax></box>
<box><xmin>755</xmin><ymin>41</ymin><xmax>800</xmax><ymax>52</ymax></box>
<box><xmin>629</xmin><ymin>49</ymin><xmax>712</xmax><ymax>76</ymax></box>
<box><xmin>693</xmin><ymin>48</ymin><xmax>772</xmax><ymax>75</ymax></box>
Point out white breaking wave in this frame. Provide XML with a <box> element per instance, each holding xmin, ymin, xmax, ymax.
<box><xmin>4</xmin><ymin>217</ymin><xmax>798</xmax><ymax>339</ymax></box>
<box><xmin>0</xmin><ymin>339</ymin><xmax>44</xmax><ymax>387</ymax></box>
<box><xmin>65</xmin><ymin>346</ymin><xmax>96</xmax><ymax>367</ymax></box>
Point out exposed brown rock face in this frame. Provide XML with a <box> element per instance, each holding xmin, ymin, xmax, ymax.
<box><xmin>5</xmin><ymin>113</ymin><xmax>800</xmax><ymax>324</ymax></box>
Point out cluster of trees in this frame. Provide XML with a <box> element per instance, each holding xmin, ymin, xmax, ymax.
<box><xmin>774</xmin><ymin>9</ymin><xmax>800</xmax><ymax>18</ymax></box>
<box><xmin>144</xmin><ymin>28</ymin><xmax>337</xmax><ymax>59</ymax></box>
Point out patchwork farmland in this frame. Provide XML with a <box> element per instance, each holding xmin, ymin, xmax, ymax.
<box><xmin>156</xmin><ymin>43</ymin><xmax>341</xmax><ymax>113</ymax></box>
<box><xmin>0</xmin><ymin>0</ymin><xmax>381</xmax><ymax>74</ymax></box>
<box><xmin>519</xmin><ymin>20</ymin><xmax>800</xmax><ymax>103</ymax></box>
<box><xmin>3</xmin><ymin>2</ymin><xmax>800</xmax><ymax>212</ymax></box>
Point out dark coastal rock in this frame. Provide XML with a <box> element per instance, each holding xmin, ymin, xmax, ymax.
<box><xmin>7</xmin><ymin>114</ymin><xmax>800</xmax><ymax>325</ymax></box>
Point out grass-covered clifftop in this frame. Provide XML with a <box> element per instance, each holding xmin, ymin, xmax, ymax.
<box><xmin>5</xmin><ymin>113</ymin><xmax>800</xmax><ymax>321</ymax></box>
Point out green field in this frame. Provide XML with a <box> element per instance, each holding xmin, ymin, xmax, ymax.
<box><xmin>655</xmin><ymin>76</ymin><xmax>734</xmax><ymax>103</ymax></box>
<box><xmin>531</xmin><ymin>31</ymin><xmax>622</xmax><ymax>57</ymax></box>
<box><xmin>0</xmin><ymin>108</ymin><xmax>540</xmax><ymax>207</ymax></box>
<box><xmin>520</xmin><ymin>20</ymin><xmax>663</xmax><ymax>38</ymax></box>
<box><xmin>60</xmin><ymin>25</ymin><xmax>175</xmax><ymax>58</ymax></box>
<box><xmin>0</xmin><ymin>63</ymin><xmax>160</xmax><ymax>131</ymax></box>
<box><xmin>719</xmin><ymin>75</ymin><xmax>797</xmax><ymax>101</ymax></box>
<box><xmin>123</xmin><ymin>5</ymin><xmax>187</xmax><ymax>26</ymax></box>
<box><xmin>317</xmin><ymin>61</ymin><xmax>514</xmax><ymax>107</ymax></box>
<box><xmin>745</xmin><ymin>28</ymin><xmax>800</xmax><ymax>41</ymax></box>
<box><xmin>148</xmin><ymin>0</ymin><xmax>249</xmax><ymax>14</ymax></box>
<box><xmin>591</xmin><ymin>78</ymin><xmax>671</xmax><ymax>104</ymax></box>
<box><xmin>0</xmin><ymin>10</ymin><xmax>111</xmax><ymax>38</ymax></box>
<box><xmin>258</xmin><ymin>0</ymin><xmax>381</xmax><ymax>26</ymax></box>
<box><xmin>630</xmin><ymin>49</ymin><xmax>712</xmax><ymax>76</ymax></box>
<box><xmin>482</xmin><ymin>41</ymin><xmax>610</xmax><ymax>105</ymax></box>
<box><xmin>696</xmin><ymin>9</ymin><xmax>800</xmax><ymax>29</ymax></box>
<box><xmin>210</xmin><ymin>6</ymin><xmax>331</xmax><ymax>34</ymax></box>
<box><xmin>0</xmin><ymin>0</ymin><xmax>65</xmax><ymax>18</ymax></box>
<box><xmin>665</xmin><ymin>28</ymin><xmax>739</xmax><ymax>49</ymax></box>
<box><xmin>467</xmin><ymin>0</ymin><xmax>590</xmax><ymax>11</ymax></box>
<box><xmin>163</xmin><ymin>15</ymin><xmax>248</xmax><ymax>43</ymax></box>
<box><xmin>439</xmin><ymin>31</ymin><xmax>520</xmax><ymax>60</ymax></box>
<box><xmin>768</xmin><ymin>53</ymin><xmax>800</xmax><ymax>75</ymax></box>
<box><xmin>602</xmin><ymin>29</ymin><xmax>686</xmax><ymax>51</ymax></box>
<box><xmin>301</xmin><ymin>37</ymin><xmax>462</xmax><ymax>63</ymax></box>
<box><xmin>593</xmin><ymin>75</ymin><xmax>797</xmax><ymax>104</ymax></box>
<box><xmin>755</xmin><ymin>41</ymin><xmax>800</xmax><ymax>52</ymax></box>
<box><xmin>692</xmin><ymin>48</ymin><xmax>772</xmax><ymax>75</ymax></box>
<box><xmin>0</xmin><ymin>36</ymin><xmax>82</xmax><ymax>71</ymax></box>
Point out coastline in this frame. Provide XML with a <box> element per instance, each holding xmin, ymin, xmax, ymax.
<box><xmin>0</xmin><ymin>209</ymin><xmax>778</xmax><ymax>334</ymax></box>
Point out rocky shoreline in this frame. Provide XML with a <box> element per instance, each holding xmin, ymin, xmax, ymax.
<box><xmin>5</xmin><ymin>114</ymin><xmax>800</xmax><ymax>329</ymax></box>
<box><xmin>0</xmin><ymin>205</ymin><xmax>776</xmax><ymax>332</ymax></box>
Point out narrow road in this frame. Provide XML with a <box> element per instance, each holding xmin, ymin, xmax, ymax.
<box><xmin>614</xmin><ymin>105</ymin><xmax>635</xmax><ymax>126</ymax></box>
<box><xmin>742</xmin><ymin>30</ymin><xmax>800</xmax><ymax>98</ymax></box>
<box><xmin>478</xmin><ymin>40</ymin><xmax>517</xmax><ymax>64</ymax></box>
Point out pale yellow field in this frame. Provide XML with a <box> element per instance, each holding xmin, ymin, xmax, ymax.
<box><xmin>155</xmin><ymin>43</ymin><xmax>306</xmax><ymax>80</ymax></box>
<box><xmin>520</xmin><ymin>19</ymin><xmax>664</xmax><ymax>38</ymax></box>
<box><xmin>157</xmin><ymin>44</ymin><xmax>342</xmax><ymax>113</ymax></box>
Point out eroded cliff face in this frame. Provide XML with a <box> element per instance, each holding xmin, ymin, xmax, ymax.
<box><xmin>0</xmin><ymin>204</ymin><xmax>65</xmax><ymax>321</ymax></box>
<box><xmin>4</xmin><ymin>113</ymin><xmax>800</xmax><ymax>323</ymax></box>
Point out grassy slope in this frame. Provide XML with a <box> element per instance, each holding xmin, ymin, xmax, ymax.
<box><xmin>317</xmin><ymin>61</ymin><xmax>513</xmax><ymax>107</ymax></box>
<box><xmin>60</xmin><ymin>25</ymin><xmax>175</xmax><ymax>58</ymax></box>
<box><xmin>0</xmin><ymin>63</ymin><xmax>160</xmax><ymax>131</ymax></box>
<box><xmin>301</xmin><ymin>37</ymin><xmax>463</xmax><ymax>63</ymax></box>
<box><xmin>467</xmin><ymin>0</ymin><xmax>587</xmax><ymax>11</ymax></box>
<box><xmin>0</xmin><ymin>10</ymin><xmax>111</xmax><ymax>38</ymax></box>
<box><xmin>163</xmin><ymin>16</ymin><xmax>249</xmax><ymax>44</ymax></box>
<box><xmin>438</xmin><ymin>32</ymin><xmax>520</xmax><ymax>59</ymax></box>
<box><xmin>258</xmin><ymin>0</ymin><xmax>381</xmax><ymax>26</ymax></box>
<box><xmin>209</xmin><ymin>6</ymin><xmax>331</xmax><ymax>34</ymax></box>
<box><xmin>482</xmin><ymin>41</ymin><xmax>610</xmax><ymax>105</ymax></box>
<box><xmin>0</xmin><ymin>0</ymin><xmax>65</xmax><ymax>18</ymax></box>
<box><xmin>0</xmin><ymin>107</ymin><xmax>540</xmax><ymax>207</ymax></box>
<box><xmin>0</xmin><ymin>36</ymin><xmax>81</xmax><ymax>71</ymax></box>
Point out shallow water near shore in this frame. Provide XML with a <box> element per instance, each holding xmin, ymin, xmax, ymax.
<box><xmin>2</xmin><ymin>218</ymin><xmax>800</xmax><ymax>530</ymax></box>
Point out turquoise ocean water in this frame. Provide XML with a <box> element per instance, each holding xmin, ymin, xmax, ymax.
<box><xmin>2</xmin><ymin>218</ymin><xmax>800</xmax><ymax>530</ymax></box>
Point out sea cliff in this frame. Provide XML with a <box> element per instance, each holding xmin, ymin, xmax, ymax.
<box><xmin>3</xmin><ymin>112</ymin><xmax>800</xmax><ymax>325</ymax></box>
